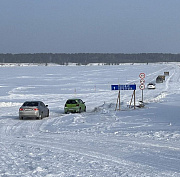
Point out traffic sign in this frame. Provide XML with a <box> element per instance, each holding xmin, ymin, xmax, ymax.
<box><xmin>140</xmin><ymin>79</ymin><xmax>145</xmax><ymax>84</ymax></box>
<box><xmin>111</xmin><ymin>84</ymin><xmax>136</xmax><ymax>90</ymax></box>
<box><xmin>111</xmin><ymin>85</ymin><xmax>119</xmax><ymax>90</ymax></box>
<box><xmin>139</xmin><ymin>73</ymin><xmax>145</xmax><ymax>79</ymax></box>
<box><xmin>139</xmin><ymin>84</ymin><xmax>145</xmax><ymax>90</ymax></box>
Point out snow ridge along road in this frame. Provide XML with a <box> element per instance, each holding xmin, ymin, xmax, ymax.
<box><xmin>0</xmin><ymin>63</ymin><xmax>180</xmax><ymax>176</ymax></box>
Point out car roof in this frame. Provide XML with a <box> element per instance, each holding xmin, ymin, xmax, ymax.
<box><xmin>67</xmin><ymin>98</ymin><xmax>80</xmax><ymax>100</ymax></box>
<box><xmin>24</xmin><ymin>101</ymin><xmax>41</xmax><ymax>103</ymax></box>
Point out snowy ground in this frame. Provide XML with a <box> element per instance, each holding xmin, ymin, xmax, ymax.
<box><xmin>0</xmin><ymin>63</ymin><xmax>180</xmax><ymax>177</ymax></box>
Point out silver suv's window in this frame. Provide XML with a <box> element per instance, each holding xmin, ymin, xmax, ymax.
<box><xmin>23</xmin><ymin>102</ymin><xmax>38</xmax><ymax>106</ymax></box>
<box><xmin>40</xmin><ymin>102</ymin><xmax>45</xmax><ymax>107</ymax></box>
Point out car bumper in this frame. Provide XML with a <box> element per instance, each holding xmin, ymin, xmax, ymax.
<box><xmin>64</xmin><ymin>107</ymin><xmax>79</xmax><ymax>113</ymax></box>
<box><xmin>19</xmin><ymin>111</ymin><xmax>40</xmax><ymax>118</ymax></box>
<box><xmin>148</xmin><ymin>86</ymin><xmax>155</xmax><ymax>89</ymax></box>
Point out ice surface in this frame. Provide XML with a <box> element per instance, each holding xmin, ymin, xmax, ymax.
<box><xmin>0</xmin><ymin>63</ymin><xmax>180</xmax><ymax>176</ymax></box>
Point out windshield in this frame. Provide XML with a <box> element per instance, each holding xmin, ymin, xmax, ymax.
<box><xmin>23</xmin><ymin>102</ymin><xmax>38</xmax><ymax>106</ymax></box>
<box><xmin>66</xmin><ymin>100</ymin><xmax>77</xmax><ymax>104</ymax></box>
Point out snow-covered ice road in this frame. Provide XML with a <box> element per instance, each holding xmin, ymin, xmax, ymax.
<box><xmin>0</xmin><ymin>63</ymin><xmax>180</xmax><ymax>176</ymax></box>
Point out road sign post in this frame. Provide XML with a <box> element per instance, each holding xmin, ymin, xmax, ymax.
<box><xmin>139</xmin><ymin>73</ymin><xmax>145</xmax><ymax>102</ymax></box>
<box><xmin>115</xmin><ymin>90</ymin><xmax>120</xmax><ymax>111</ymax></box>
<box><xmin>111</xmin><ymin>84</ymin><xmax>136</xmax><ymax>110</ymax></box>
<box><xmin>111</xmin><ymin>84</ymin><xmax>136</xmax><ymax>91</ymax></box>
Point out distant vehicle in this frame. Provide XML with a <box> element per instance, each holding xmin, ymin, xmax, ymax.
<box><xmin>156</xmin><ymin>75</ymin><xmax>165</xmax><ymax>83</ymax></box>
<box><xmin>19</xmin><ymin>101</ymin><xmax>49</xmax><ymax>120</ymax></box>
<box><xmin>64</xmin><ymin>99</ymin><xmax>86</xmax><ymax>113</ymax></box>
<box><xmin>147</xmin><ymin>83</ymin><xmax>156</xmax><ymax>89</ymax></box>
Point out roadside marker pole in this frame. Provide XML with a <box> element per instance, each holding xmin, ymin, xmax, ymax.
<box><xmin>74</xmin><ymin>88</ymin><xmax>76</xmax><ymax>97</ymax></box>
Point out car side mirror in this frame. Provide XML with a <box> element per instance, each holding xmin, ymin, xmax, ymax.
<box><xmin>46</xmin><ymin>105</ymin><xmax>48</xmax><ymax>107</ymax></box>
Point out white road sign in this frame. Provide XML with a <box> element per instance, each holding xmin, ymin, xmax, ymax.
<box><xmin>140</xmin><ymin>79</ymin><xmax>145</xmax><ymax>84</ymax></box>
<box><xmin>139</xmin><ymin>84</ymin><xmax>145</xmax><ymax>90</ymax></box>
<box><xmin>139</xmin><ymin>73</ymin><xmax>145</xmax><ymax>79</ymax></box>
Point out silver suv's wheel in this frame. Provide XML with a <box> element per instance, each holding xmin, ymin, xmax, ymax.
<box><xmin>38</xmin><ymin>115</ymin><xmax>42</xmax><ymax>119</ymax></box>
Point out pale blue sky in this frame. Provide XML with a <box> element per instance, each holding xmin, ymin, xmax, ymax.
<box><xmin>0</xmin><ymin>0</ymin><xmax>180</xmax><ymax>53</ymax></box>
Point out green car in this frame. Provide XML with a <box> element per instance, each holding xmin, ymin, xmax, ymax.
<box><xmin>64</xmin><ymin>99</ymin><xmax>86</xmax><ymax>113</ymax></box>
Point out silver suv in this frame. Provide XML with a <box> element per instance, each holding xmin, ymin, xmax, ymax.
<box><xmin>19</xmin><ymin>101</ymin><xmax>49</xmax><ymax>120</ymax></box>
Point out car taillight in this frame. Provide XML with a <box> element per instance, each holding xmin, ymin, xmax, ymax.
<box><xmin>76</xmin><ymin>104</ymin><xmax>79</xmax><ymax>106</ymax></box>
<box><xmin>34</xmin><ymin>108</ymin><xmax>39</xmax><ymax>111</ymax></box>
<box><xmin>19</xmin><ymin>108</ymin><xmax>23</xmax><ymax>111</ymax></box>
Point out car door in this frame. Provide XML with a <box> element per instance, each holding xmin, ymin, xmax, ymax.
<box><xmin>40</xmin><ymin>102</ymin><xmax>47</xmax><ymax>118</ymax></box>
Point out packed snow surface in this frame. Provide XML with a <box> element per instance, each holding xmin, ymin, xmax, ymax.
<box><xmin>0</xmin><ymin>63</ymin><xmax>180</xmax><ymax>176</ymax></box>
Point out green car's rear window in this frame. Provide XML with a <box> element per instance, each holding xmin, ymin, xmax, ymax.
<box><xmin>66</xmin><ymin>100</ymin><xmax>77</xmax><ymax>104</ymax></box>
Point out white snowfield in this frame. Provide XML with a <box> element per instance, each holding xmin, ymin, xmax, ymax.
<box><xmin>0</xmin><ymin>63</ymin><xmax>180</xmax><ymax>177</ymax></box>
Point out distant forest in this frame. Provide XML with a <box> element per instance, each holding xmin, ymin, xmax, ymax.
<box><xmin>0</xmin><ymin>53</ymin><xmax>180</xmax><ymax>65</ymax></box>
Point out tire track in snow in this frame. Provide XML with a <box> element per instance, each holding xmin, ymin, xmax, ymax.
<box><xmin>0</xmin><ymin>133</ymin><xmax>170</xmax><ymax>176</ymax></box>
<box><xmin>2</xmin><ymin>130</ymin><xmax>180</xmax><ymax>176</ymax></box>
<box><xmin>0</xmin><ymin>114</ymin><xmax>163</xmax><ymax>176</ymax></box>
<box><xmin>1</xmin><ymin>113</ymin><xmax>180</xmax><ymax>176</ymax></box>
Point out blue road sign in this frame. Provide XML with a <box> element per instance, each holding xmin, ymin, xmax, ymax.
<box><xmin>111</xmin><ymin>85</ymin><xmax>119</xmax><ymax>90</ymax></box>
<box><xmin>111</xmin><ymin>84</ymin><xmax>136</xmax><ymax>90</ymax></box>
